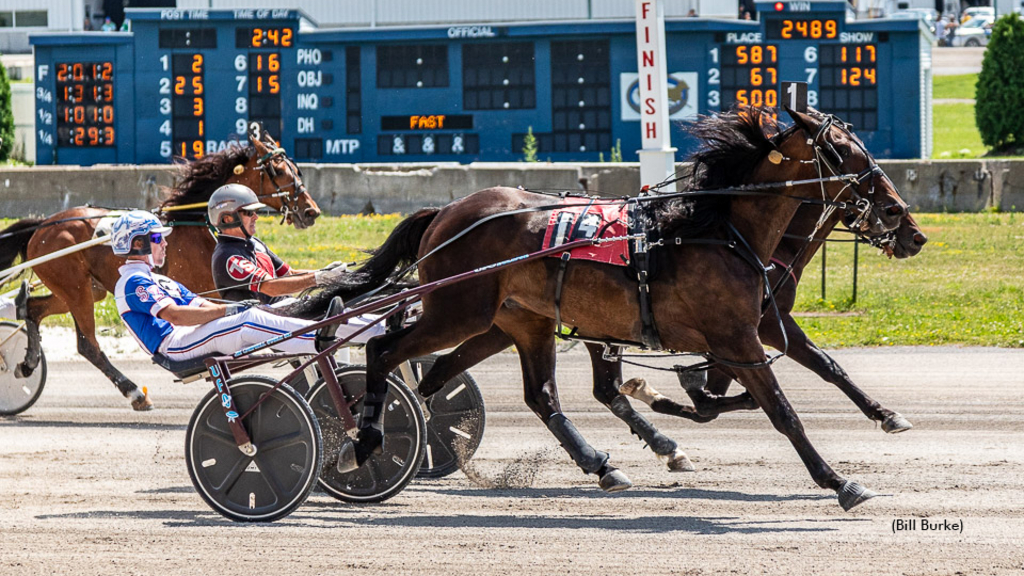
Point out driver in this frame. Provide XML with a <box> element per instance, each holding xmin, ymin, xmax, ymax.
<box><xmin>208</xmin><ymin>184</ymin><xmax>346</xmax><ymax>304</ymax></box>
<box><xmin>110</xmin><ymin>211</ymin><xmax>362</xmax><ymax>381</ymax></box>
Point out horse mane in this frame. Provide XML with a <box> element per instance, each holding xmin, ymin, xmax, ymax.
<box><xmin>654</xmin><ymin>106</ymin><xmax>797</xmax><ymax>238</ymax></box>
<box><xmin>160</xmin><ymin>144</ymin><xmax>254</xmax><ymax>210</ymax></box>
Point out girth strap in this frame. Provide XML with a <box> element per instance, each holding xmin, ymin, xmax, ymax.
<box><xmin>554</xmin><ymin>252</ymin><xmax>575</xmax><ymax>339</ymax></box>
<box><xmin>633</xmin><ymin>240</ymin><xmax>662</xmax><ymax>350</ymax></box>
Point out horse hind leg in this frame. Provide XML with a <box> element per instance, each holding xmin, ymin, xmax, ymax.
<box><xmin>15</xmin><ymin>292</ymin><xmax>68</xmax><ymax>378</ymax></box>
<box><xmin>585</xmin><ymin>343</ymin><xmax>694</xmax><ymax>473</ymax></box>
<box><xmin>502</xmin><ymin>316</ymin><xmax>631</xmax><ymax>493</ymax></box>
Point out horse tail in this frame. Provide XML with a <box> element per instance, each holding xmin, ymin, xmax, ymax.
<box><xmin>0</xmin><ymin>218</ymin><xmax>43</xmax><ymax>272</ymax></box>
<box><xmin>278</xmin><ymin>208</ymin><xmax>441</xmax><ymax>319</ymax></box>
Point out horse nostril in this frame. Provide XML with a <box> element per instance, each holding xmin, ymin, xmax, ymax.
<box><xmin>913</xmin><ymin>233</ymin><xmax>928</xmax><ymax>246</ymax></box>
<box><xmin>304</xmin><ymin>208</ymin><xmax>320</xmax><ymax>219</ymax></box>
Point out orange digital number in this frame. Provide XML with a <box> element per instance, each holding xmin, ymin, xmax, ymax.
<box><xmin>74</xmin><ymin>127</ymin><xmax>85</xmax><ymax>146</ymax></box>
<box><xmin>811</xmin><ymin>20</ymin><xmax>821</xmax><ymax>38</ymax></box>
<box><xmin>750</xmin><ymin>67</ymin><xmax>763</xmax><ymax>86</ymax></box>
<box><xmin>87</xmin><ymin>126</ymin><xmax>99</xmax><ymax>146</ymax></box>
<box><xmin>863</xmin><ymin>68</ymin><xmax>876</xmax><ymax>84</ymax></box>
<box><xmin>72</xmin><ymin>63</ymin><xmax>84</xmax><ymax>82</ymax></box>
<box><xmin>267</xmin><ymin>28</ymin><xmax>279</xmax><ymax>46</ymax></box>
<box><xmin>281</xmin><ymin>28</ymin><xmax>293</xmax><ymax>47</ymax></box>
<box><xmin>104</xmin><ymin>126</ymin><xmax>114</xmax><ymax>145</ymax></box>
<box><xmin>193</xmin><ymin>97</ymin><xmax>204</xmax><ymax>116</ymax></box>
<box><xmin>269</xmin><ymin>75</ymin><xmax>280</xmax><ymax>94</ymax></box>
<box><xmin>101</xmin><ymin>62</ymin><xmax>113</xmax><ymax>81</ymax></box>
<box><xmin>866</xmin><ymin>45</ymin><xmax>876</xmax><ymax>62</ymax></box>
<box><xmin>269</xmin><ymin>53</ymin><xmax>280</xmax><ymax>72</ymax></box>
<box><xmin>198</xmin><ymin>120</ymin><xmax>205</xmax><ymax>137</ymax></box>
<box><xmin>191</xmin><ymin>54</ymin><xmax>203</xmax><ymax>74</ymax></box>
<box><xmin>57</xmin><ymin>63</ymin><xmax>68</xmax><ymax>82</ymax></box>
<box><xmin>192</xmin><ymin>76</ymin><xmax>204</xmax><ymax>95</ymax></box>
<box><xmin>781</xmin><ymin>20</ymin><xmax>793</xmax><ymax>39</ymax></box>
<box><xmin>252</xmin><ymin>28</ymin><xmax>263</xmax><ymax>47</ymax></box>
<box><xmin>826</xmin><ymin>20</ymin><xmax>837</xmax><ymax>38</ymax></box>
<box><xmin>175</xmin><ymin>76</ymin><xmax>186</xmax><ymax>95</ymax></box>
<box><xmin>795</xmin><ymin>20</ymin><xmax>808</xmax><ymax>38</ymax></box>
<box><xmin>736</xmin><ymin>46</ymin><xmax>747</xmax><ymax>65</ymax></box>
<box><xmin>192</xmin><ymin>141</ymin><xmax>204</xmax><ymax>158</ymax></box>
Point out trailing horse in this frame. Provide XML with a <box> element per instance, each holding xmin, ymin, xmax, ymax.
<box><xmin>0</xmin><ymin>124</ymin><xmax>318</xmax><ymax>411</ymax></box>
<box><xmin>291</xmin><ymin>106</ymin><xmax>909</xmax><ymax>510</ymax></box>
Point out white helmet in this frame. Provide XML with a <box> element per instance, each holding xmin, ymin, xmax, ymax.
<box><xmin>207</xmin><ymin>184</ymin><xmax>267</xmax><ymax>231</ymax></box>
<box><xmin>111</xmin><ymin>210</ymin><xmax>172</xmax><ymax>256</ymax></box>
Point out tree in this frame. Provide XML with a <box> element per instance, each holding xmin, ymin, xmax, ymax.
<box><xmin>975</xmin><ymin>13</ymin><xmax>1024</xmax><ymax>153</ymax></box>
<box><xmin>0</xmin><ymin>60</ymin><xmax>13</xmax><ymax>161</ymax></box>
<box><xmin>522</xmin><ymin>126</ymin><xmax>539</xmax><ymax>162</ymax></box>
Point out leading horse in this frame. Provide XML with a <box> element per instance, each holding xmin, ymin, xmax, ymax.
<box><xmin>293</xmin><ymin>106</ymin><xmax>910</xmax><ymax>510</ymax></box>
<box><xmin>0</xmin><ymin>124</ymin><xmax>318</xmax><ymax>411</ymax></box>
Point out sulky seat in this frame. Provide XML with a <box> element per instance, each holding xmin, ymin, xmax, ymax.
<box><xmin>151</xmin><ymin>353</ymin><xmax>220</xmax><ymax>382</ymax></box>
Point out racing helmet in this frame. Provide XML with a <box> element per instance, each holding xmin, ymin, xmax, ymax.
<box><xmin>111</xmin><ymin>210</ymin><xmax>172</xmax><ymax>256</ymax></box>
<box><xmin>207</xmin><ymin>184</ymin><xmax>267</xmax><ymax>231</ymax></box>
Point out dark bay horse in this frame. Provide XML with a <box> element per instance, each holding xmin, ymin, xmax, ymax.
<box><xmin>0</xmin><ymin>124</ymin><xmax>318</xmax><ymax>410</ymax></box>
<box><xmin>293</xmin><ymin>107</ymin><xmax>909</xmax><ymax>510</ymax></box>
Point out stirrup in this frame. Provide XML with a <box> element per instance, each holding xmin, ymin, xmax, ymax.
<box><xmin>315</xmin><ymin>296</ymin><xmax>344</xmax><ymax>353</ymax></box>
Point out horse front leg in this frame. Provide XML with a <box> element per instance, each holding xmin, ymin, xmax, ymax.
<box><xmin>584</xmin><ymin>343</ymin><xmax>694</xmax><ymax>472</ymax></box>
<box><xmin>503</xmin><ymin>316</ymin><xmax>631</xmax><ymax>493</ymax></box>
<box><xmin>760</xmin><ymin>313</ymin><xmax>912</xmax><ymax>433</ymax></box>
<box><xmin>722</xmin><ymin>336</ymin><xmax>876</xmax><ymax>511</ymax></box>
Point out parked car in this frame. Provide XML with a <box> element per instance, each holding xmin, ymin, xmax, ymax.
<box><xmin>961</xmin><ymin>6</ymin><xmax>994</xmax><ymax>21</ymax></box>
<box><xmin>949</xmin><ymin>14</ymin><xmax>994</xmax><ymax>46</ymax></box>
<box><xmin>890</xmin><ymin>8</ymin><xmax>940</xmax><ymax>34</ymax></box>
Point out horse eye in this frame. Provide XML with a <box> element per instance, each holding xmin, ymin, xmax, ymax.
<box><xmin>839</xmin><ymin>147</ymin><xmax>851</xmax><ymax>158</ymax></box>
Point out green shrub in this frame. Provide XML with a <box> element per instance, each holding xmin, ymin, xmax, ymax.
<box><xmin>522</xmin><ymin>126</ymin><xmax>538</xmax><ymax>162</ymax></box>
<box><xmin>975</xmin><ymin>13</ymin><xmax>1024</xmax><ymax>152</ymax></box>
<box><xmin>0</xmin><ymin>61</ymin><xmax>13</xmax><ymax>161</ymax></box>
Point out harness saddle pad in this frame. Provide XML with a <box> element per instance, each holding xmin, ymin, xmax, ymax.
<box><xmin>541</xmin><ymin>201</ymin><xmax>630</xmax><ymax>266</ymax></box>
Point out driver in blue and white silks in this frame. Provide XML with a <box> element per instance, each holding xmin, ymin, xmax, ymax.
<box><xmin>110</xmin><ymin>211</ymin><xmax>372</xmax><ymax>365</ymax></box>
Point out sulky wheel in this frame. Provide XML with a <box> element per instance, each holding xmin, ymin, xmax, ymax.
<box><xmin>0</xmin><ymin>321</ymin><xmax>46</xmax><ymax>416</ymax></box>
<box><xmin>185</xmin><ymin>376</ymin><xmax>323</xmax><ymax>522</ymax></box>
<box><xmin>403</xmin><ymin>355</ymin><xmax>486</xmax><ymax>479</ymax></box>
<box><xmin>307</xmin><ymin>365</ymin><xmax>426</xmax><ymax>503</ymax></box>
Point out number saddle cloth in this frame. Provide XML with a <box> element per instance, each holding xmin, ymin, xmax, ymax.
<box><xmin>540</xmin><ymin>200</ymin><xmax>632</xmax><ymax>266</ymax></box>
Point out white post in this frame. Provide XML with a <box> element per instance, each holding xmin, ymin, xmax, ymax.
<box><xmin>634</xmin><ymin>0</ymin><xmax>677</xmax><ymax>193</ymax></box>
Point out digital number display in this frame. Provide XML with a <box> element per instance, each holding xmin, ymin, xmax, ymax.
<box><xmin>236</xmin><ymin>27</ymin><xmax>294</xmax><ymax>48</ymax></box>
<box><xmin>248</xmin><ymin>52</ymin><xmax>282</xmax><ymax>137</ymax></box>
<box><xmin>720</xmin><ymin>45</ymin><xmax>779</xmax><ymax>109</ymax></box>
<box><xmin>172</xmin><ymin>53</ymin><xmax>205</xmax><ymax>159</ymax></box>
<box><xmin>766</xmin><ymin>19</ymin><xmax>839</xmax><ymax>40</ymax></box>
<box><xmin>819</xmin><ymin>44</ymin><xmax>878</xmax><ymax>130</ymax></box>
<box><xmin>381</xmin><ymin>115</ymin><xmax>474</xmax><ymax>131</ymax></box>
<box><xmin>55</xmin><ymin>61</ymin><xmax>115</xmax><ymax>147</ymax></box>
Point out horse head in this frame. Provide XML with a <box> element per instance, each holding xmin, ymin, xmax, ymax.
<box><xmin>236</xmin><ymin>122</ymin><xmax>321</xmax><ymax>230</ymax></box>
<box><xmin>784</xmin><ymin>107</ymin><xmax>908</xmax><ymax>237</ymax></box>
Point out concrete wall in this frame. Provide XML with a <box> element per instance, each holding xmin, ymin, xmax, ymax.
<box><xmin>1</xmin><ymin>159</ymin><xmax>1022</xmax><ymax>218</ymax></box>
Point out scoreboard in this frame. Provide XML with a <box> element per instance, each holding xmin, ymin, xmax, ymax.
<box><xmin>31</xmin><ymin>2</ymin><xmax>931</xmax><ymax>165</ymax></box>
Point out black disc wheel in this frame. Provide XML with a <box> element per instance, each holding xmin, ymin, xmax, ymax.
<box><xmin>307</xmin><ymin>365</ymin><xmax>425</xmax><ymax>503</ymax></box>
<box><xmin>185</xmin><ymin>377</ymin><xmax>323</xmax><ymax>522</ymax></box>
<box><xmin>0</xmin><ymin>321</ymin><xmax>46</xmax><ymax>416</ymax></box>
<box><xmin>401</xmin><ymin>355</ymin><xmax>486</xmax><ymax>479</ymax></box>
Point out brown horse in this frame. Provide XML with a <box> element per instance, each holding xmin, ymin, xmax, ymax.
<box><xmin>293</xmin><ymin>107</ymin><xmax>909</xmax><ymax>510</ymax></box>
<box><xmin>0</xmin><ymin>124</ymin><xmax>319</xmax><ymax>411</ymax></box>
<box><xmin>379</xmin><ymin>197</ymin><xmax>929</xmax><ymax>479</ymax></box>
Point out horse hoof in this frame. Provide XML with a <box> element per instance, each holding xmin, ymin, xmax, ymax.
<box><xmin>662</xmin><ymin>448</ymin><xmax>695</xmax><ymax>473</ymax></box>
<box><xmin>837</xmin><ymin>480</ymin><xmax>877</xmax><ymax>511</ymax></box>
<box><xmin>882</xmin><ymin>413</ymin><xmax>913</xmax><ymax>434</ymax></box>
<box><xmin>14</xmin><ymin>364</ymin><xmax>33</xmax><ymax>379</ymax></box>
<box><xmin>336</xmin><ymin>439</ymin><xmax>360</xmax><ymax>473</ymax></box>
<box><xmin>598</xmin><ymin>468</ymin><xmax>633</xmax><ymax>493</ymax></box>
<box><xmin>131</xmin><ymin>393</ymin><xmax>154</xmax><ymax>411</ymax></box>
<box><xmin>618</xmin><ymin>378</ymin><xmax>644</xmax><ymax>397</ymax></box>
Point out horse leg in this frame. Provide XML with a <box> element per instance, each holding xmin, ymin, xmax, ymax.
<box><xmin>584</xmin><ymin>343</ymin><xmax>694</xmax><ymax>472</ymax></box>
<box><xmin>340</xmin><ymin>298</ymin><xmax>501</xmax><ymax>470</ymax></box>
<box><xmin>59</xmin><ymin>283</ymin><xmax>150</xmax><ymax>410</ymax></box>
<box><xmin>723</xmin><ymin>337</ymin><xmax>876</xmax><ymax>511</ymax></box>
<box><xmin>502</xmin><ymin>316</ymin><xmax>630</xmax><ymax>492</ymax></box>
<box><xmin>677</xmin><ymin>368</ymin><xmax>759</xmax><ymax>418</ymax></box>
<box><xmin>617</xmin><ymin>367</ymin><xmax>757</xmax><ymax>423</ymax></box>
<box><xmin>15</xmin><ymin>293</ymin><xmax>68</xmax><ymax>378</ymax></box>
<box><xmin>415</xmin><ymin>325</ymin><xmax>513</xmax><ymax>397</ymax></box>
<box><xmin>761</xmin><ymin>314</ymin><xmax>912</xmax><ymax>433</ymax></box>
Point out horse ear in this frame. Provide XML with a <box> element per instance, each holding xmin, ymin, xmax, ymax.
<box><xmin>783</xmin><ymin>105</ymin><xmax>821</xmax><ymax>139</ymax></box>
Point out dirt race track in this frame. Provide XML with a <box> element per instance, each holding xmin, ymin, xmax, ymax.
<box><xmin>1</xmin><ymin>342</ymin><xmax>1022</xmax><ymax>575</ymax></box>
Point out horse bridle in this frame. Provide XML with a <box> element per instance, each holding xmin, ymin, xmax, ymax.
<box><xmin>254</xmin><ymin>147</ymin><xmax>308</xmax><ymax>224</ymax></box>
<box><xmin>807</xmin><ymin>112</ymin><xmax>903</xmax><ymax>242</ymax></box>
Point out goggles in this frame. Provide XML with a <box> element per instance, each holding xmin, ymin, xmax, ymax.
<box><xmin>149</xmin><ymin>232</ymin><xmax>164</xmax><ymax>245</ymax></box>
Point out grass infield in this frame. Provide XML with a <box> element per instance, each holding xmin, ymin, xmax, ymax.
<box><xmin>2</xmin><ymin>212</ymin><xmax>1021</xmax><ymax>348</ymax></box>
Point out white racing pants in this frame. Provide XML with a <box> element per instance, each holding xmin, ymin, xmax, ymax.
<box><xmin>157</xmin><ymin>306</ymin><xmax>385</xmax><ymax>361</ymax></box>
